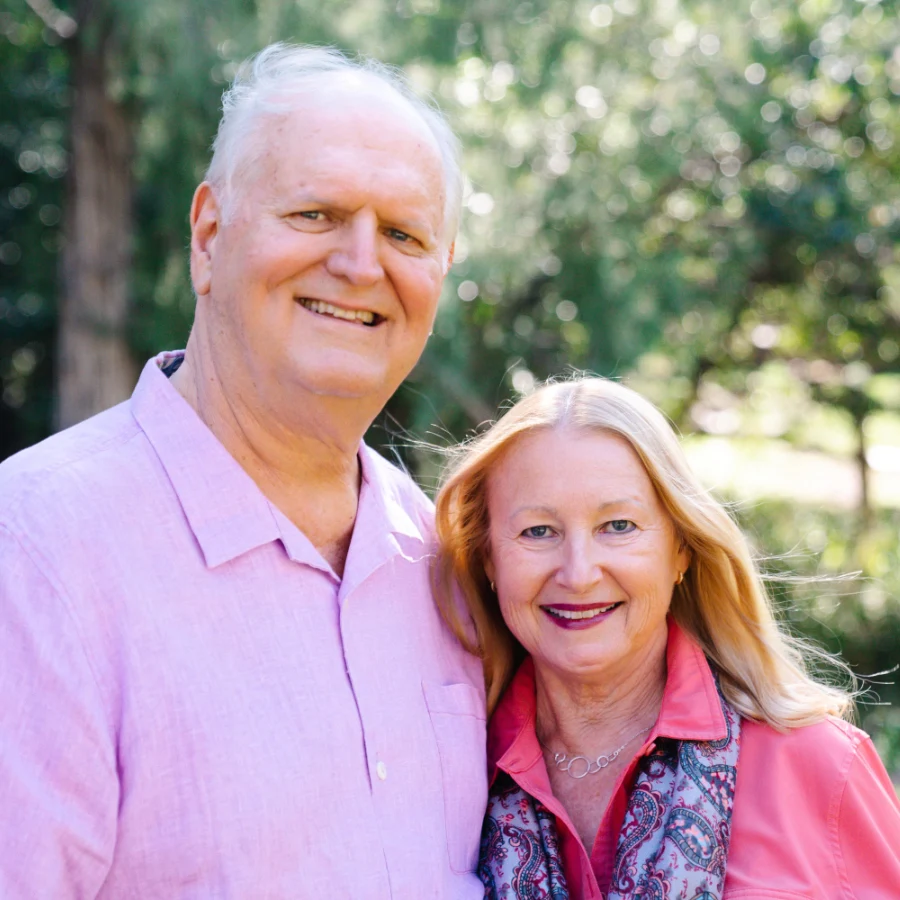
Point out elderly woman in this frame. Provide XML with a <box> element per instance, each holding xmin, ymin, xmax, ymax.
<box><xmin>435</xmin><ymin>377</ymin><xmax>900</xmax><ymax>899</ymax></box>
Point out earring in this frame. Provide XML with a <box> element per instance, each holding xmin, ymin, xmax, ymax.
<box><xmin>490</xmin><ymin>581</ymin><xmax>496</xmax><ymax>592</ymax></box>
<box><xmin>675</xmin><ymin>571</ymin><xmax>684</xmax><ymax>585</ymax></box>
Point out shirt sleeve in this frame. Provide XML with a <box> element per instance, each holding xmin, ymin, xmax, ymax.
<box><xmin>836</xmin><ymin>734</ymin><xmax>900</xmax><ymax>899</ymax></box>
<box><xmin>0</xmin><ymin>524</ymin><xmax>118</xmax><ymax>898</ymax></box>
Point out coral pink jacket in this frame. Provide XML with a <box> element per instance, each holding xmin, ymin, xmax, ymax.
<box><xmin>487</xmin><ymin>621</ymin><xmax>900</xmax><ymax>899</ymax></box>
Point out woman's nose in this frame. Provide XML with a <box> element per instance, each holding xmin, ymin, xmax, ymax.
<box><xmin>554</xmin><ymin>536</ymin><xmax>603</xmax><ymax>593</ymax></box>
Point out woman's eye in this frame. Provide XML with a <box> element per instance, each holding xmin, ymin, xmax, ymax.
<box><xmin>603</xmin><ymin>519</ymin><xmax>636</xmax><ymax>534</ymax></box>
<box><xmin>522</xmin><ymin>525</ymin><xmax>552</xmax><ymax>539</ymax></box>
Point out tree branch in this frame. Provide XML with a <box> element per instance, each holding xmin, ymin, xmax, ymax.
<box><xmin>23</xmin><ymin>0</ymin><xmax>78</xmax><ymax>38</ymax></box>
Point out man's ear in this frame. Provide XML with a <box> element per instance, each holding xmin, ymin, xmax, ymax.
<box><xmin>190</xmin><ymin>182</ymin><xmax>221</xmax><ymax>298</ymax></box>
<box><xmin>443</xmin><ymin>240</ymin><xmax>455</xmax><ymax>275</ymax></box>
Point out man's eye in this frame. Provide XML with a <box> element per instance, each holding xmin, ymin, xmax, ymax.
<box><xmin>294</xmin><ymin>211</ymin><xmax>325</xmax><ymax>222</ymax></box>
<box><xmin>522</xmin><ymin>525</ymin><xmax>552</xmax><ymax>539</ymax></box>
<box><xmin>386</xmin><ymin>228</ymin><xmax>414</xmax><ymax>243</ymax></box>
<box><xmin>603</xmin><ymin>519</ymin><xmax>636</xmax><ymax>534</ymax></box>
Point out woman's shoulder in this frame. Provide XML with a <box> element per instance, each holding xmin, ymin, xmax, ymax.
<box><xmin>737</xmin><ymin>714</ymin><xmax>880</xmax><ymax>802</ymax></box>
<box><xmin>741</xmin><ymin>713</ymin><xmax>870</xmax><ymax>761</ymax></box>
<box><xmin>726</xmin><ymin>715</ymin><xmax>900</xmax><ymax>897</ymax></box>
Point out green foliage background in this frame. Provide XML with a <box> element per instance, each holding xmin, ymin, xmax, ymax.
<box><xmin>1</xmin><ymin>0</ymin><xmax>899</xmax><ymax>774</ymax></box>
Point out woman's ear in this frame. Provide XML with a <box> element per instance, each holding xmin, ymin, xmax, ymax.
<box><xmin>484</xmin><ymin>554</ymin><xmax>495</xmax><ymax>586</ymax></box>
<box><xmin>676</xmin><ymin>537</ymin><xmax>692</xmax><ymax>579</ymax></box>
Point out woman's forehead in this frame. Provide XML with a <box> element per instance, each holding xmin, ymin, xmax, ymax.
<box><xmin>487</xmin><ymin>428</ymin><xmax>657</xmax><ymax>502</ymax></box>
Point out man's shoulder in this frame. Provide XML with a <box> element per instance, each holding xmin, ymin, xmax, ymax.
<box><xmin>0</xmin><ymin>400</ymin><xmax>146</xmax><ymax>528</ymax></box>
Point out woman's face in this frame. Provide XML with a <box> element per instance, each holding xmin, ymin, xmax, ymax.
<box><xmin>485</xmin><ymin>427</ymin><xmax>689</xmax><ymax>683</ymax></box>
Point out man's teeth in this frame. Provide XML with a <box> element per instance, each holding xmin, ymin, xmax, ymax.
<box><xmin>300</xmin><ymin>299</ymin><xmax>376</xmax><ymax>325</ymax></box>
<box><xmin>546</xmin><ymin>603</ymin><xmax>620</xmax><ymax>620</ymax></box>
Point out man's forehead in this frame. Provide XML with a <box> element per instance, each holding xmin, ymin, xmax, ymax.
<box><xmin>268</xmin><ymin>101</ymin><xmax>441</xmax><ymax>175</ymax></box>
<box><xmin>262</xmin><ymin>92</ymin><xmax>442</xmax><ymax>183</ymax></box>
<box><xmin>267</xmin><ymin>75</ymin><xmax>439</xmax><ymax>146</ymax></box>
<box><xmin>224</xmin><ymin>78</ymin><xmax>449</xmax><ymax>239</ymax></box>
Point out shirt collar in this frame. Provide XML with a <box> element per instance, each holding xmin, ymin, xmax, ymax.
<box><xmin>655</xmin><ymin>618</ymin><xmax>727</xmax><ymax>742</ymax></box>
<box><xmin>130</xmin><ymin>352</ymin><xmax>283</xmax><ymax>569</ymax></box>
<box><xmin>130</xmin><ymin>352</ymin><xmax>430</xmax><ymax>574</ymax></box>
<box><xmin>337</xmin><ymin>444</ymin><xmax>432</xmax><ymax>599</ymax></box>
<box><xmin>358</xmin><ymin>443</ymin><xmax>429</xmax><ymax>549</ymax></box>
<box><xmin>487</xmin><ymin>617</ymin><xmax>727</xmax><ymax>784</ymax></box>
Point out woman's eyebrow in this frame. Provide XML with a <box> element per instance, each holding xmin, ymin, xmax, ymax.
<box><xmin>508</xmin><ymin>498</ymin><xmax>648</xmax><ymax>519</ymax></box>
<box><xmin>509</xmin><ymin>504</ymin><xmax>558</xmax><ymax>519</ymax></box>
<box><xmin>595</xmin><ymin>497</ymin><xmax>648</xmax><ymax>511</ymax></box>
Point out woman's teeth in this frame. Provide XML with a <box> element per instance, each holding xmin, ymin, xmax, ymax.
<box><xmin>545</xmin><ymin>602</ymin><xmax>621</xmax><ymax>620</ymax></box>
<box><xmin>299</xmin><ymin>298</ymin><xmax>377</xmax><ymax>325</ymax></box>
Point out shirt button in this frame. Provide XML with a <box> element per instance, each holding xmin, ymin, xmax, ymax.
<box><xmin>376</xmin><ymin>761</ymin><xmax>388</xmax><ymax>781</ymax></box>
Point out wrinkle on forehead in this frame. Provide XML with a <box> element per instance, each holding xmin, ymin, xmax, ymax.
<box><xmin>224</xmin><ymin>77</ymin><xmax>447</xmax><ymax>224</ymax></box>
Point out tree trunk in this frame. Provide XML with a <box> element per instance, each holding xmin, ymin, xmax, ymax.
<box><xmin>853</xmin><ymin>406</ymin><xmax>872</xmax><ymax>535</ymax></box>
<box><xmin>57</xmin><ymin>5</ymin><xmax>137</xmax><ymax>429</ymax></box>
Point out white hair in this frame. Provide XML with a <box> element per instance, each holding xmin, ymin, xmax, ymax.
<box><xmin>205</xmin><ymin>43</ymin><xmax>463</xmax><ymax>245</ymax></box>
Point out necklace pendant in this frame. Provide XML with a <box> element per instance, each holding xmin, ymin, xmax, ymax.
<box><xmin>559</xmin><ymin>754</ymin><xmax>593</xmax><ymax>779</ymax></box>
<box><xmin>596</xmin><ymin>748</ymin><xmax>621</xmax><ymax>768</ymax></box>
<box><xmin>543</xmin><ymin>725</ymin><xmax>652</xmax><ymax>779</ymax></box>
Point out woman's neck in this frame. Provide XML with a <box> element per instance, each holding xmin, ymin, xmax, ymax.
<box><xmin>533</xmin><ymin>644</ymin><xmax>668</xmax><ymax>757</ymax></box>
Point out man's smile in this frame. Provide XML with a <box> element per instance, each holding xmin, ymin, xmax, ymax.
<box><xmin>297</xmin><ymin>297</ymin><xmax>383</xmax><ymax>327</ymax></box>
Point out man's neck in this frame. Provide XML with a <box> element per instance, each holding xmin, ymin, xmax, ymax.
<box><xmin>169</xmin><ymin>344</ymin><xmax>368</xmax><ymax>577</ymax></box>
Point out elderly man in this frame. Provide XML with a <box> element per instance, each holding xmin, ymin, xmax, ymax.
<box><xmin>0</xmin><ymin>45</ymin><xmax>486</xmax><ymax>898</ymax></box>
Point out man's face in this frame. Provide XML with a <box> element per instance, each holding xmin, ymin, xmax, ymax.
<box><xmin>190</xmin><ymin>86</ymin><xmax>450</xmax><ymax>414</ymax></box>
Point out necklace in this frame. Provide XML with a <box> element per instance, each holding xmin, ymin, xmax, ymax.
<box><xmin>541</xmin><ymin>725</ymin><xmax>652</xmax><ymax>779</ymax></box>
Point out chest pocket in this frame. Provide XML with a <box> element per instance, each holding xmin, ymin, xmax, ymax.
<box><xmin>423</xmin><ymin>681</ymin><xmax>488</xmax><ymax>875</ymax></box>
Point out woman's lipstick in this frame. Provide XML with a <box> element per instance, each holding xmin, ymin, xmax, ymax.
<box><xmin>541</xmin><ymin>601</ymin><xmax>622</xmax><ymax>630</ymax></box>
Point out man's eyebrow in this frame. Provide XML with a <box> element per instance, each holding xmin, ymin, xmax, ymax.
<box><xmin>386</xmin><ymin>215</ymin><xmax>437</xmax><ymax>238</ymax></box>
<box><xmin>280</xmin><ymin>194</ymin><xmax>437</xmax><ymax>236</ymax></box>
<box><xmin>283</xmin><ymin>191</ymin><xmax>331</xmax><ymax>206</ymax></box>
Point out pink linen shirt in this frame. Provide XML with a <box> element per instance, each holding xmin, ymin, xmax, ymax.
<box><xmin>488</xmin><ymin>621</ymin><xmax>900</xmax><ymax>899</ymax></box>
<box><xmin>0</xmin><ymin>353</ymin><xmax>488</xmax><ymax>899</ymax></box>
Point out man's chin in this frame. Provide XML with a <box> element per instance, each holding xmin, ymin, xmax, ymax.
<box><xmin>287</xmin><ymin>365</ymin><xmax>400</xmax><ymax>405</ymax></box>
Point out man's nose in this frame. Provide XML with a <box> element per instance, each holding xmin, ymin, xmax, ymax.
<box><xmin>555</xmin><ymin>535</ymin><xmax>603</xmax><ymax>593</ymax></box>
<box><xmin>325</xmin><ymin>213</ymin><xmax>384</xmax><ymax>285</ymax></box>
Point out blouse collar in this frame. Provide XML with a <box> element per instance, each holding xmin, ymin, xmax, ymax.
<box><xmin>487</xmin><ymin>618</ymin><xmax>728</xmax><ymax>784</ymax></box>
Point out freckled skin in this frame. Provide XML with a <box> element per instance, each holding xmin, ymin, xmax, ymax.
<box><xmin>485</xmin><ymin>427</ymin><xmax>689</xmax><ymax>689</ymax></box>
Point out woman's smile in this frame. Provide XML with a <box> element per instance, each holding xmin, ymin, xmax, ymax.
<box><xmin>541</xmin><ymin>601</ymin><xmax>623</xmax><ymax>629</ymax></box>
<box><xmin>485</xmin><ymin>426</ymin><xmax>687</xmax><ymax>680</ymax></box>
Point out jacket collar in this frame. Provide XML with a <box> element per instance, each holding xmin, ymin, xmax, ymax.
<box><xmin>488</xmin><ymin>618</ymin><xmax>727</xmax><ymax>784</ymax></box>
<box><xmin>130</xmin><ymin>352</ymin><xmax>429</xmax><ymax>576</ymax></box>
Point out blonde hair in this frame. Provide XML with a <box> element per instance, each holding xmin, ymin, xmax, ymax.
<box><xmin>434</xmin><ymin>377</ymin><xmax>856</xmax><ymax>727</ymax></box>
